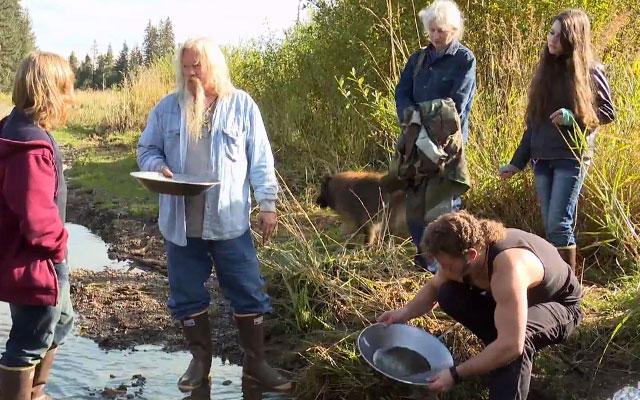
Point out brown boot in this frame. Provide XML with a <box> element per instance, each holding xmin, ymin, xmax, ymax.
<box><xmin>31</xmin><ymin>347</ymin><xmax>57</xmax><ymax>400</ymax></box>
<box><xmin>234</xmin><ymin>314</ymin><xmax>291</xmax><ymax>391</ymax></box>
<box><xmin>178</xmin><ymin>312</ymin><xmax>213</xmax><ymax>393</ymax></box>
<box><xmin>557</xmin><ymin>246</ymin><xmax>577</xmax><ymax>271</ymax></box>
<box><xmin>0</xmin><ymin>365</ymin><xmax>36</xmax><ymax>400</ymax></box>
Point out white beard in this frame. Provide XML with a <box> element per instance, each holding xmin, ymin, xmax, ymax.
<box><xmin>183</xmin><ymin>77</ymin><xmax>206</xmax><ymax>141</ymax></box>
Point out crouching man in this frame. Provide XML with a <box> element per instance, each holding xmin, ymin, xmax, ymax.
<box><xmin>378</xmin><ymin>211</ymin><xmax>582</xmax><ymax>399</ymax></box>
<box><xmin>137</xmin><ymin>37</ymin><xmax>290</xmax><ymax>393</ymax></box>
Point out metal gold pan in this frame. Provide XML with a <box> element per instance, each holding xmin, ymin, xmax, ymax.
<box><xmin>357</xmin><ymin>323</ymin><xmax>454</xmax><ymax>386</ymax></box>
<box><xmin>130</xmin><ymin>171</ymin><xmax>220</xmax><ymax>196</ymax></box>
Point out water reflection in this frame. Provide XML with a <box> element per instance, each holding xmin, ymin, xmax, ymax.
<box><xmin>0</xmin><ymin>225</ymin><xmax>291</xmax><ymax>399</ymax></box>
<box><xmin>65</xmin><ymin>223</ymin><xmax>130</xmax><ymax>271</ymax></box>
<box><xmin>0</xmin><ymin>313</ymin><xmax>289</xmax><ymax>400</ymax></box>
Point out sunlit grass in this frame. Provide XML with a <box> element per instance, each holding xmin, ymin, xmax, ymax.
<box><xmin>0</xmin><ymin>92</ymin><xmax>11</xmax><ymax>119</ymax></box>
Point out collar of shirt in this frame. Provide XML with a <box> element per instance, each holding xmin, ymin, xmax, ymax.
<box><xmin>427</xmin><ymin>40</ymin><xmax>461</xmax><ymax>61</ymax></box>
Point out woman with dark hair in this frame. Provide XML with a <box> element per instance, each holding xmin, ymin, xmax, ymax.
<box><xmin>499</xmin><ymin>9</ymin><xmax>615</xmax><ymax>270</ymax></box>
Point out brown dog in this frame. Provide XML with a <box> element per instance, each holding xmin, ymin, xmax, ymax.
<box><xmin>316</xmin><ymin>171</ymin><xmax>407</xmax><ymax>244</ymax></box>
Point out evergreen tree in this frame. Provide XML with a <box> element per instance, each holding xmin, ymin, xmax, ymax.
<box><xmin>158</xmin><ymin>18</ymin><xmax>175</xmax><ymax>59</ymax></box>
<box><xmin>129</xmin><ymin>45</ymin><xmax>144</xmax><ymax>72</ymax></box>
<box><xmin>103</xmin><ymin>44</ymin><xmax>117</xmax><ymax>87</ymax></box>
<box><xmin>143</xmin><ymin>20</ymin><xmax>159</xmax><ymax>65</ymax></box>
<box><xmin>90</xmin><ymin>39</ymin><xmax>99</xmax><ymax>66</ymax></box>
<box><xmin>68</xmin><ymin>52</ymin><xmax>79</xmax><ymax>76</ymax></box>
<box><xmin>114</xmin><ymin>42</ymin><xmax>129</xmax><ymax>84</ymax></box>
<box><xmin>93</xmin><ymin>54</ymin><xmax>106</xmax><ymax>89</ymax></box>
<box><xmin>76</xmin><ymin>55</ymin><xmax>94</xmax><ymax>89</ymax></box>
<box><xmin>0</xmin><ymin>0</ymin><xmax>36</xmax><ymax>91</ymax></box>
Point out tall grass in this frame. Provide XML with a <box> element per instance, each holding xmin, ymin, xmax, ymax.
<box><xmin>0</xmin><ymin>92</ymin><xmax>11</xmax><ymax>119</ymax></box>
<box><xmin>50</xmin><ymin>0</ymin><xmax>640</xmax><ymax>397</ymax></box>
<box><xmin>65</xmin><ymin>58</ymin><xmax>174</xmax><ymax>135</ymax></box>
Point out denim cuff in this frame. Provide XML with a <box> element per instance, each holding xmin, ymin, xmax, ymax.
<box><xmin>259</xmin><ymin>200</ymin><xmax>276</xmax><ymax>213</ymax></box>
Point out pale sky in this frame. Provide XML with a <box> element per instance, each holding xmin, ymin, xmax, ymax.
<box><xmin>21</xmin><ymin>0</ymin><xmax>305</xmax><ymax>58</ymax></box>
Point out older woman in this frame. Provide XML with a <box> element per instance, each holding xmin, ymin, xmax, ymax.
<box><xmin>0</xmin><ymin>52</ymin><xmax>75</xmax><ymax>398</ymax></box>
<box><xmin>395</xmin><ymin>0</ymin><xmax>476</xmax><ymax>272</ymax></box>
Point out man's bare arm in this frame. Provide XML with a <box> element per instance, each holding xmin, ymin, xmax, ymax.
<box><xmin>455</xmin><ymin>251</ymin><xmax>530</xmax><ymax>378</ymax></box>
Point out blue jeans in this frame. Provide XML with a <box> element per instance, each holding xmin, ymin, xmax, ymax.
<box><xmin>408</xmin><ymin>198</ymin><xmax>461</xmax><ymax>273</ymax></box>
<box><xmin>165</xmin><ymin>230</ymin><xmax>272</xmax><ymax>320</ymax></box>
<box><xmin>1</xmin><ymin>262</ymin><xmax>74</xmax><ymax>367</ymax></box>
<box><xmin>409</xmin><ymin>221</ymin><xmax>440</xmax><ymax>273</ymax></box>
<box><xmin>533</xmin><ymin>159</ymin><xmax>588</xmax><ymax>247</ymax></box>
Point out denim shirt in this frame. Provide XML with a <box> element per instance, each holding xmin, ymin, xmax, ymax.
<box><xmin>137</xmin><ymin>89</ymin><xmax>278</xmax><ymax>246</ymax></box>
<box><xmin>395</xmin><ymin>41</ymin><xmax>476</xmax><ymax>141</ymax></box>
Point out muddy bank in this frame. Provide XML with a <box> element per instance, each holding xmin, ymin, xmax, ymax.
<box><xmin>66</xmin><ymin>186</ymin><xmax>167</xmax><ymax>275</ymax></box>
<box><xmin>65</xmin><ymin>185</ymin><xmax>244</xmax><ymax>363</ymax></box>
<box><xmin>70</xmin><ymin>269</ymin><xmax>243</xmax><ymax>363</ymax></box>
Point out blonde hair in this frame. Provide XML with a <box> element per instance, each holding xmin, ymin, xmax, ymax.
<box><xmin>12</xmin><ymin>51</ymin><xmax>75</xmax><ymax>130</ymax></box>
<box><xmin>418</xmin><ymin>0</ymin><xmax>464</xmax><ymax>40</ymax></box>
<box><xmin>175</xmin><ymin>37</ymin><xmax>235</xmax><ymax>99</ymax></box>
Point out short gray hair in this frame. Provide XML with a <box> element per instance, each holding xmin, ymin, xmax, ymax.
<box><xmin>418</xmin><ymin>0</ymin><xmax>464</xmax><ymax>40</ymax></box>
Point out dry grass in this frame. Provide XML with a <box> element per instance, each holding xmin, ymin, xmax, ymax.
<box><xmin>65</xmin><ymin>59</ymin><xmax>174</xmax><ymax>135</ymax></box>
<box><xmin>0</xmin><ymin>92</ymin><xmax>11</xmax><ymax>119</ymax></box>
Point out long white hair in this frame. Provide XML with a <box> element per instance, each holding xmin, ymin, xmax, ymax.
<box><xmin>175</xmin><ymin>37</ymin><xmax>235</xmax><ymax>98</ymax></box>
<box><xmin>175</xmin><ymin>37</ymin><xmax>235</xmax><ymax>139</ymax></box>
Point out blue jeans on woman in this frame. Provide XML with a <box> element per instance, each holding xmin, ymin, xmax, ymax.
<box><xmin>533</xmin><ymin>159</ymin><xmax>588</xmax><ymax>248</ymax></box>
<box><xmin>1</xmin><ymin>262</ymin><xmax>74</xmax><ymax>367</ymax></box>
<box><xmin>165</xmin><ymin>230</ymin><xmax>272</xmax><ymax>321</ymax></box>
<box><xmin>408</xmin><ymin>197</ymin><xmax>461</xmax><ymax>273</ymax></box>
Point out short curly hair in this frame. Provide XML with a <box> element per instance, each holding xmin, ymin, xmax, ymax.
<box><xmin>421</xmin><ymin>210</ymin><xmax>507</xmax><ymax>258</ymax></box>
<box><xmin>418</xmin><ymin>0</ymin><xmax>464</xmax><ymax>41</ymax></box>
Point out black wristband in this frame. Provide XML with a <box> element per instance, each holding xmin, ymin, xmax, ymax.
<box><xmin>449</xmin><ymin>365</ymin><xmax>461</xmax><ymax>384</ymax></box>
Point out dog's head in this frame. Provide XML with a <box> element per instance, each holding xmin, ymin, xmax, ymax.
<box><xmin>315</xmin><ymin>175</ymin><xmax>332</xmax><ymax>208</ymax></box>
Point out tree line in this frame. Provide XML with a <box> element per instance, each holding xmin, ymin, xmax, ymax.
<box><xmin>71</xmin><ymin>18</ymin><xmax>175</xmax><ymax>89</ymax></box>
<box><xmin>0</xmin><ymin>0</ymin><xmax>36</xmax><ymax>92</ymax></box>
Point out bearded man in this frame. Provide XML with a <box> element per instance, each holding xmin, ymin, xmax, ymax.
<box><xmin>137</xmin><ymin>37</ymin><xmax>290</xmax><ymax>393</ymax></box>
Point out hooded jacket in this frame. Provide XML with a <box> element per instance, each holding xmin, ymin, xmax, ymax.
<box><xmin>0</xmin><ymin>108</ymin><xmax>67</xmax><ymax>306</ymax></box>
